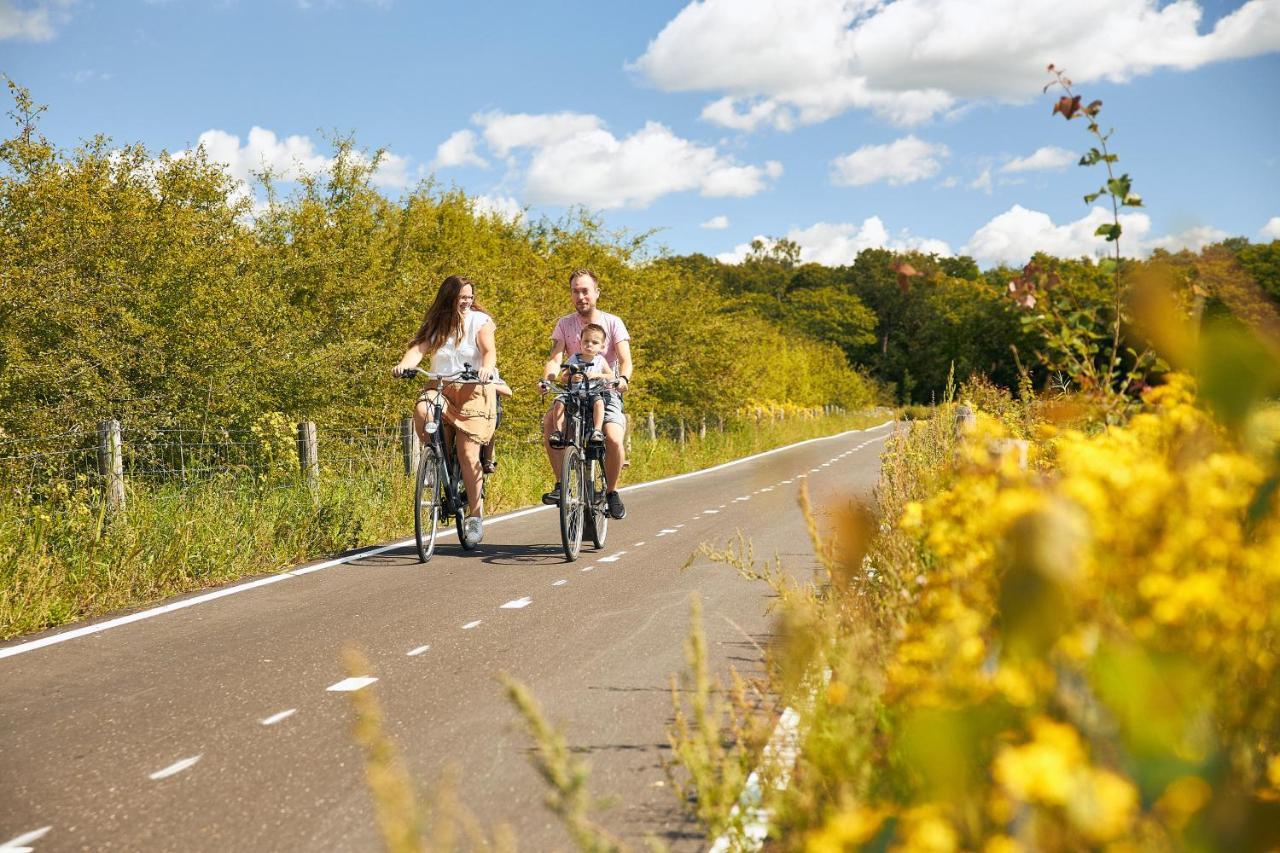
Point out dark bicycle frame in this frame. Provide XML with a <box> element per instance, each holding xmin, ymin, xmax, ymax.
<box><xmin>547</xmin><ymin>362</ymin><xmax>615</xmax><ymax>561</ymax></box>
<box><xmin>398</xmin><ymin>365</ymin><xmax>488</xmax><ymax>562</ymax></box>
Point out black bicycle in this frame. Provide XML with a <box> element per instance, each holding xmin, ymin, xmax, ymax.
<box><xmin>396</xmin><ymin>366</ymin><xmax>489</xmax><ymax>562</ymax></box>
<box><xmin>544</xmin><ymin>364</ymin><xmax>616</xmax><ymax>561</ymax></box>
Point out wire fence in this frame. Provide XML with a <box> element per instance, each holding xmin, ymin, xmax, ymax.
<box><xmin>0</xmin><ymin>403</ymin><xmax>852</xmax><ymax>505</ymax></box>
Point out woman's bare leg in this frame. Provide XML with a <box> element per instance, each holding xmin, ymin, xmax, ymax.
<box><xmin>457</xmin><ymin>437</ymin><xmax>484</xmax><ymax>517</ymax></box>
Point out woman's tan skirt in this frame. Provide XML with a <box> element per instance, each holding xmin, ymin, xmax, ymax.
<box><xmin>419</xmin><ymin>382</ymin><xmax>497</xmax><ymax>444</ymax></box>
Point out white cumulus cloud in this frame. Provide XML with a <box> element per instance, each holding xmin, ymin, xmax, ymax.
<box><xmin>1146</xmin><ymin>224</ymin><xmax>1230</xmax><ymax>253</ymax></box>
<box><xmin>1001</xmin><ymin>146</ymin><xmax>1078</xmax><ymax>173</ymax></box>
<box><xmin>633</xmin><ymin>0</ymin><xmax>1280</xmax><ymax>130</ymax></box>
<box><xmin>472</xmin><ymin>194</ymin><xmax>525</xmax><ymax>222</ymax></box>
<box><xmin>185</xmin><ymin>127</ymin><xmax>412</xmax><ymax>204</ymax></box>
<box><xmin>472</xmin><ymin>111</ymin><xmax>781</xmax><ymax>209</ymax></box>
<box><xmin>717</xmin><ymin>217</ymin><xmax>952</xmax><ymax>265</ymax></box>
<box><xmin>701</xmin><ymin>215</ymin><xmax>730</xmax><ymax>229</ymax></box>
<box><xmin>963</xmin><ymin>204</ymin><xmax>1154</xmax><ymax>266</ymax></box>
<box><xmin>1261</xmin><ymin>216</ymin><xmax>1280</xmax><ymax>240</ymax></box>
<box><xmin>0</xmin><ymin>0</ymin><xmax>74</xmax><ymax>41</ymax></box>
<box><xmin>432</xmin><ymin>129</ymin><xmax>488</xmax><ymax>170</ymax></box>
<box><xmin>831</xmin><ymin>135</ymin><xmax>948</xmax><ymax>187</ymax></box>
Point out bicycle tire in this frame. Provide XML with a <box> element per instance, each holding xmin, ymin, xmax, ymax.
<box><xmin>586</xmin><ymin>456</ymin><xmax>608</xmax><ymax>549</ymax></box>
<box><xmin>559</xmin><ymin>445</ymin><xmax>585</xmax><ymax>561</ymax></box>
<box><xmin>414</xmin><ymin>447</ymin><xmax>441</xmax><ymax>563</ymax></box>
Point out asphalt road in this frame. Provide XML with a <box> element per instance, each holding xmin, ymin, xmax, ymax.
<box><xmin>0</xmin><ymin>422</ymin><xmax>894</xmax><ymax>852</ymax></box>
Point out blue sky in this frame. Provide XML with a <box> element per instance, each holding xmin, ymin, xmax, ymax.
<box><xmin>3</xmin><ymin>0</ymin><xmax>1279</xmax><ymax>268</ymax></box>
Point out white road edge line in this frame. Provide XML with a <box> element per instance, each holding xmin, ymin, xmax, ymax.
<box><xmin>707</xmin><ymin>707</ymin><xmax>801</xmax><ymax>852</ymax></box>
<box><xmin>261</xmin><ymin>709</ymin><xmax>297</xmax><ymax>726</ymax></box>
<box><xmin>149</xmin><ymin>755</ymin><xmax>202</xmax><ymax>780</ymax></box>
<box><xmin>0</xmin><ymin>420</ymin><xmax>894</xmax><ymax>662</ymax></box>
<box><xmin>0</xmin><ymin>826</ymin><xmax>52</xmax><ymax>852</ymax></box>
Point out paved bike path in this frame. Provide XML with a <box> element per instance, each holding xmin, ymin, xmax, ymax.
<box><xmin>0</xmin><ymin>422</ymin><xmax>894</xmax><ymax>851</ymax></box>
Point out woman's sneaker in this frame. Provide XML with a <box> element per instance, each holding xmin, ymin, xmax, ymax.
<box><xmin>463</xmin><ymin>515</ymin><xmax>484</xmax><ymax>546</ymax></box>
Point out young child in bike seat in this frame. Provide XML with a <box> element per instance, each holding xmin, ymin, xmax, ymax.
<box><xmin>550</xmin><ymin>323</ymin><xmax>613</xmax><ymax>446</ymax></box>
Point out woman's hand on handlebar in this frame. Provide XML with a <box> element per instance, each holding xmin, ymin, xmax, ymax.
<box><xmin>392</xmin><ymin>365</ymin><xmax>418</xmax><ymax>379</ymax></box>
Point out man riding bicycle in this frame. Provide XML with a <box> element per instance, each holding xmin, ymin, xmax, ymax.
<box><xmin>540</xmin><ymin>268</ymin><xmax>632</xmax><ymax>519</ymax></box>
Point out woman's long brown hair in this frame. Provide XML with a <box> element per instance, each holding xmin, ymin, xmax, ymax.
<box><xmin>409</xmin><ymin>275</ymin><xmax>488</xmax><ymax>351</ymax></box>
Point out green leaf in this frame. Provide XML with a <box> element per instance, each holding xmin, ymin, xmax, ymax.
<box><xmin>1079</xmin><ymin>148</ymin><xmax>1104</xmax><ymax>166</ymax></box>
<box><xmin>1083</xmin><ymin>190</ymin><xmax>1105</xmax><ymax>204</ymax></box>
<box><xmin>1123</xmin><ymin>194</ymin><xmax>1143</xmax><ymax>207</ymax></box>
<box><xmin>1094</xmin><ymin>223</ymin><xmax>1122</xmax><ymax>241</ymax></box>
<box><xmin>1106</xmin><ymin>174</ymin><xmax>1132</xmax><ymax>200</ymax></box>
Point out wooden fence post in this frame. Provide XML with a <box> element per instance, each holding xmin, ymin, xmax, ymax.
<box><xmin>97</xmin><ymin>418</ymin><xmax>125</xmax><ymax>516</ymax></box>
<box><xmin>297</xmin><ymin>421</ymin><xmax>319</xmax><ymax>488</ymax></box>
<box><xmin>400</xmin><ymin>416</ymin><xmax>420</xmax><ymax>477</ymax></box>
<box><xmin>678</xmin><ymin>417</ymin><xmax>685</xmax><ymax>444</ymax></box>
<box><xmin>717</xmin><ymin>414</ymin><xmax>724</xmax><ymax>433</ymax></box>
<box><xmin>699</xmin><ymin>416</ymin><xmax>706</xmax><ymax>439</ymax></box>
<box><xmin>647</xmin><ymin>410</ymin><xmax>656</xmax><ymax>442</ymax></box>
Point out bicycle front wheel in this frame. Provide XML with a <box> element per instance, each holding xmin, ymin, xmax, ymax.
<box><xmin>414</xmin><ymin>447</ymin><xmax>441</xmax><ymax>563</ymax></box>
<box><xmin>586</xmin><ymin>456</ymin><xmax>608</xmax><ymax>549</ymax></box>
<box><xmin>559</xmin><ymin>445</ymin><xmax>585</xmax><ymax>562</ymax></box>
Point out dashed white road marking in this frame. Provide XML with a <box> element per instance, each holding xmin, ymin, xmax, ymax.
<box><xmin>1</xmin><ymin>826</ymin><xmax>51</xmax><ymax>852</ymax></box>
<box><xmin>149</xmin><ymin>755</ymin><xmax>201</xmax><ymax>780</ymax></box>
<box><xmin>703</xmin><ymin>509</ymin><xmax>720</xmax><ymax>515</ymax></box>
<box><xmin>407</xmin><ymin>645</ymin><xmax>430</xmax><ymax>656</ymax></box>
<box><xmin>781</xmin><ymin>479</ymin><xmax>793</xmax><ymax>484</ymax></box>
<box><xmin>760</xmin><ymin>487</ymin><xmax>773</xmax><ymax>492</ymax></box>
<box><xmin>735</xmin><ymin>496</ymin><xmax>751</xmax><ymax>501</ymax></box>
<box><xmin>675</xmin><ymin>523</ymin><xmax>685</xmax><ymax>528</ymax></box>
<box><xmin>600</xmin><ymin>551</ymin><xmax>627</xmax><ymax>563</ymax></box>
<box><xmin>656</xmin><ymin>528</ymin><xmax>679</xmax><ymax>536</ymax></box>
<box><xmin>461</xmin><ymin>620</ymin><xmax>482</xmax><ymax>630</ymax></box>
<box><xmin>552</xmin><ymin>579</ymin><xmax>568</xmax><ymax>586</ymax></box>
<box><xmin>822</xmin><ymin>463</ymin><xmax>831</xmax><ymax>467</ymax></box>
<box><xmin>261</xmin><ymin>709</ymin><xmax>297</xmax><ymax>726</ymax></box>
<box><xmin>328</xmin><ymin>676</ymin><xmax>378</xmax><ymax>692</ymax></box>
<box><xmin>634</xmin><ymin>541</ymin><xmax>646</xmax><ymax>547</ymax></box>
<box><xmin>580</xmin><ymin>565</ymin><xmax>595</xmax><ymax>572</ymax></box>
<box><xmin>501</xmin><ymin>597</ymin><xmax>533</xmax><ymax>609</ymax></box>
<box><xmin>718</xmin><ymin>504</ymin><xmax>727</xmax><ymax>509</ymax></box>
<box><xmin>810</xmin><ymin>468</ymin><xmax>820</xmax><ymax>472</ymax></box>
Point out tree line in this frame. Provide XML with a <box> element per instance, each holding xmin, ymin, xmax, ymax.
<box><xmin>0</xmin><ymin>83</ymin><xmax>870</xmax><ymax>442</ymax></box>
<box><xmin>657</xmin><ymin>235</ymin><xmax>1280</xmax><ymax>404</ymax></box>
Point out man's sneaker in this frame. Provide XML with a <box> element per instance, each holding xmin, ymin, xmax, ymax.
<box><xmin>606</xmin><ymin>490</ymin><xmax>626</xmax><ymax>519</ymax></box>
<box><xmin>463</xmin><ymin>515</ymin><xmax>484</xmax><ymax>546</ymax></box>
<box><xmin>541</xmin><ymin>483</ymin><xmax>562</xmax><ymax>505</ymax></box>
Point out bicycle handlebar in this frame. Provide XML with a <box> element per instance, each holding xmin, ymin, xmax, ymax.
<box><xmin>394</xmin><ymin>364</ymin><xmax>494</xmax><ymax>384</ymax></box>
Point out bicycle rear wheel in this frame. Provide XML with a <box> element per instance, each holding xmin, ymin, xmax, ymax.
<box><xmin>414</xmin><ymin>448</ymin><xmax>441</xmax><ymax>563</ymax></box>
<box><xmin>586</xmin><ymin>456</ymin><xmax>608</xmax><ymax>549</ymax></box>
<box><xmin>559</xmin><ymin>445</ymin><xmax>585</xmax><ymax>561</ymax></box>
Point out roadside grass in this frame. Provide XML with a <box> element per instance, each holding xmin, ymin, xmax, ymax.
<box><xmin>1</xmin><ymin>410</ymin><xmax>889</xmax><ymax>640</ymax></box>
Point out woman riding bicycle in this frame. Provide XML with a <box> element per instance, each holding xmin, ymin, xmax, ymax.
<box><xmin>391</xmin><ymin>275</ymin><xmax>498</xmax><ymax>545</ymax></box>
